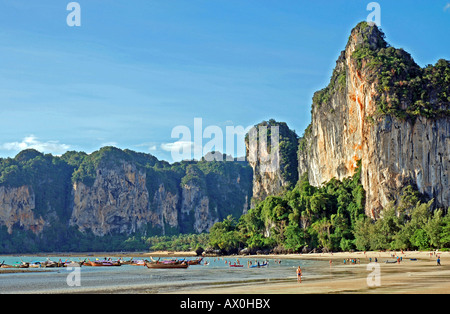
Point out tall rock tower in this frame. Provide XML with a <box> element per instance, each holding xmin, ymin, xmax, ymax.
<box><xmin>298</xmin><ymin>22</ymin><xmax>450</xmax><ymax>218</ymax></box>
<box><xmin>245</xmin><ymin>119</ymin><xmax>299</xmax><ymax>206</ymax></box>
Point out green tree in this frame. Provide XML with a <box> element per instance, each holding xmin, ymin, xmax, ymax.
<box><xmin>410</xmin><ymin>229</ymin><xmax>430</xmax><ymax>250</ymax></box>
<box><xmin>311</xmin><ymin>217</ymin><xmax>333</xmax><ymax>251</ymax></box>
<box><xmin>440</xmin><ymin>213</ymin><xmax>450</xmax><ymax>248</ymax></box>
<box><xmin>209</xmin><ymin>215</ymin><xmax>243</xmax><ymax>253</ymax></box>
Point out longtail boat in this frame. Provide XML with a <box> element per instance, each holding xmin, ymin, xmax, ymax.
<box><xmin>40</xmin><ymin>259</ymin><xmax>65</xmax><ymax>268</ymax></box>
<box><xmin>129</xmin><ymin>259</ymin><xmax>145</xmax><ymax>266</ymax></box>
<box><xmin>118</xmin><ymin>257</ymin><xmax>144</xmax><ymax>266</ymax></box>
<box><xmin>250</xmin><ymin>262</ymin><xmax>268</xmax><ymax>268</ymax></box>
<box><xmin>0</xmin><ymin>261</ymin><xmax>29</xmax><ymax>269</ymax></box>
<box><xmin>144</xmin><ymin>259</ymin><xmax>189</xmax><ymax>269</ymax></box>
<box><xmin>87</xmin><ymin>260</ymin><xmax>104</xmax><ymax>266</ymax></box>
<box><xmin>29</xmin><ymin>261</ymin><xmax>42</xmax><ymax>268</ymax></box>
<box><xmin>119</xmin><ymin>258</ymin><xmax>134</xmax><ymax>265</ymax></box>
<box><xmin>149</xmin><ymin>257</ymin><xmax>185</xmax><ymax>264</ymax></box>
<box><xmin>63</xmin><ymin>261</ymin><xmax>84</xmax><ymax>267</ymax></box>
<box><xmin>103</xmin><ymin>260</ymin><xmax>121</xmax><ymax>266</ymax></box>
<box><xmin>187</xmin><ymin>258</ymin><xmax>203</xmax><ymax>265</ymax></box>
<box><xmin>229</xmin><ymin>263</ymin><xmax>243</xmax><ymax>267</ymax></box>
<box><xmin>86</xmin><ymin>259</ymin><xmax>121</xmax><ymax>266</ymax></box>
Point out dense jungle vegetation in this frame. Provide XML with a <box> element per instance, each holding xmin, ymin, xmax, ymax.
<box><xmin>207</xmin><ymin>162</ymin><xmax>450</xmax><ymax>254</ymax></box>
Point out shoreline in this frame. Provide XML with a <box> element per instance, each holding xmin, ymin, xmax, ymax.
<box><xmin>3</xmin><ymin>249</ymin><xmax>448</xmax><ymax>258</ymax></box>
<box><xmin>0</xmin><ymin>251</ymin><xmax>198</xmax><ymax>258</ymax></box>
<box><xmin>174</xmin><ymin>250</ymin><xmax>450</xmax><ymax>294</ymax></box>
<box><xmin>2</xmin><ymin>250</ymin><xmax>449</xmax><ymax>294</ymax></box>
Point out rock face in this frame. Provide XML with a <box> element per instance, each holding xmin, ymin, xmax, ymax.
<box><xmin>70</xmin><ymin>163</ymin><xmax>152</xmax><ymax>236</ymax></box>
<box><xmin>362</xmin><ymin>116</ymin><xmax>449</xmax><ymax>217</ymax></box>
<box><xmin>151</xmin><ymin>183</ymin><xmax>179</xmax><ymax>234</ymax></box>
<box><xmin>245</xmin><ymin>120</ymin><xmax>299</xmax><ymax>206</ymax></box>
<box><xmin>298</xmin><ymin>22</ymin><xmax>450</xmax><ymax>218</ymax></box>
<box><xmin>68</xmin><ymin>151</ymin><xmax>252</xmax><ymax>236</ymax></box>
<box><xmin>179</xmin><ymin>162</ymin><xmax>253</xmax><ymax>233</ymax></box>
<box><xmin>0</xmin><ymin>147</ymin><xmax>253</xmax><ymax>237</ymax></box>
<box><xmin>180</xmin><ymin>183</ymin><xmax>213</xmax><ymax>234</ymax></box>
<box><xmin>0</xmin><ymin>185</ymin><xmax>44</xmax><ymax>234</ymax></box>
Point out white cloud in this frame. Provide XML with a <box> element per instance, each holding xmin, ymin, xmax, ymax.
<box><xmin>445</xmin><ymin>3</ymin><xmax>450</xmax><ymax>11</ymax></box>
<box><xmin>134</xmin><ymin>142</ymin><xmax>159</xmax><ymax>152</ymax></box>
<box><xmin>1</xmin><ymin>135</ymin><xmax>70</xmax><ymax>156</ymax></box>
<box><xmin>160</xmin><ymin>140</ymin><xmax>204</xmax><ymax>161</ymax></box>
<box><xmin>160</xmin><ymin>140</ymin><xmax>195</xmax><ymax>153</ymax></box>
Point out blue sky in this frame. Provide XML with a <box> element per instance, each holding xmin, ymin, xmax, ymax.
<box><xmin>0</xmin><ymin>0</ymin><xmax>449</xmax><ymax>162</ymax></box>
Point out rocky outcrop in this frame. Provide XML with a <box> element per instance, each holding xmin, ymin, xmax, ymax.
<box><xmin>246</xmin><ymin>120</ymin><xmax>299</xmax><ymax>206</ymax></box>
<box><xmin>180</xmin><ymin>183</ymin><xmax>214</xmax><ymax>234</ymax></box>
<box><xmin>151</xmin><ymin>183</ymin><xmax>179</xmax><ymax>234</ymax></box>
<box><xmin>0</xmin><ymin>147</ymin><xmax>252</xmax><ymax>238</ymax></box>
<box><xmin>363</xmin><ymin>116</ymin><xmax>449</xmax><ymax>217</ymax></box>
<box><xmin>298</xmin><ymin>22</ymin><xmax>450</xmax><ymax>218</ymax></box>
<box><xmin>0</xmin><ymin>185</ymin><xmax>44</xmax><ymax>234</ymax></box>
<box><xmin>179</xmin><ymin>162</ymin><xmax>252</xmax><ymax>233</ymax></box>
<box><xmin>66</xmin><ymin>148</ymin><xmax>253</xmax><ymax>236</ymax></box>
<box><xmin>70</xmin><ymin>162</ymin><xmax>153</xmax><ymax>236</ymax></box>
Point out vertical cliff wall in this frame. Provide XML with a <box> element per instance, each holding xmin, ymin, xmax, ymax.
<box><xmin>70</xmin><ymin>162</ymin><xmax>153</xmax><ymax>236</ymax></box>
<box><xmin>0</xmin><ymin>147</ymin><xmax>253</xmax><ymax>238</ymax></box>
<box><xmin>0</xmin><ymin>150</ymin><xmax>74</xmax><ymax>235</ymax></box>
<box><xmin>0</xmin><ymin>185</ymin><xmax>44</xmax><ymax>234</ymax></box>
<box><xmin>245</xmin><ymin>120</ymin><xmax>299</xmax><ymax>206</ymax></box>
<box><xmin>68</xmin><ymin>148</ymin><xmax>253</xmax><ymax>236</ymax></box>
<box><xmin>298</xmin><ymin>22</ymin><xmax>450</xmax><ymax>218</ymax></box>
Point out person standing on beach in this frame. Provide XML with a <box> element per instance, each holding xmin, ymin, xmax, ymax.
<box><xmin>437</xmin><ymin>257</ymin><xmax>441</xmax><ymax>266</ymax></box>
<box><xmin>296</xmin><ymin>266</ymin><xmax>302</xmax><ymax>283</ymax></box>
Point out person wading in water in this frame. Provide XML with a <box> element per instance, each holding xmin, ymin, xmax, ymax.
<box><xmin>296</xmin><ymin>266</ymin><xmax>302</xmax><ymax>283</ymax></box>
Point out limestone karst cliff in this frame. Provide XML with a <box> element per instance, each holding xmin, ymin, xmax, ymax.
<box><xmin>0</xmin><ymin>147</ymin><xmax>253</xmax><ymax>241</ymax></box>
<box><xmin>70</xmin><ymin>162</ymin><xmax>153</xmax><ymax>236</ymax></box>
<box><xmin>298</xmin><ymin>22</ymin><xmax>449</xmax><ymax>218</ymax></box>
<box><xmin>0</xmin><ymin>22</ymin><xmax>448</xmax><ymax>253</ymax></box>
<box><xmin>245</xmin><ymin>120</ymin><xmax>299</xmax><ymax>206</ymax></box>
<box><xmin>0</xmin><ymin>185</ymin><xmax>43</xmax><ymax>234</ymax></box>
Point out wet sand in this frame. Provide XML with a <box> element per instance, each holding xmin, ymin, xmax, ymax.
<box><xmin>2</xmin><ymin>250</ymin><xmax>448</xmax><ymax>294</ymax></box>
<box><xmin>173</xmin><ymin>251</ymin><xmax>450</xmax><ymax>294</ymax></box>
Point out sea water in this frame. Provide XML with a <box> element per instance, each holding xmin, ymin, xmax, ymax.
<box><xmin>0</xmin><ymin>256</ymin><xmax>327</xmax><ymax>293</ymax></box>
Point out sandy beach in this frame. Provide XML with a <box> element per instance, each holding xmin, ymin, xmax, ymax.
<box><xmin>1</xmin><ymin>250</ymin><xmax>448</xmax><ymax>294</ymax></box>
<box><xmin>173</xmin><ymin>250</ymin><xmax>450</xmax><ymax>294</ymax></box>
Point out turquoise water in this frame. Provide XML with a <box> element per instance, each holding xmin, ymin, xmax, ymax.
<box><xmin>0</xmin><ymin>256</ymin><xmax>326</xmax><ymax>293</ymax></box>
